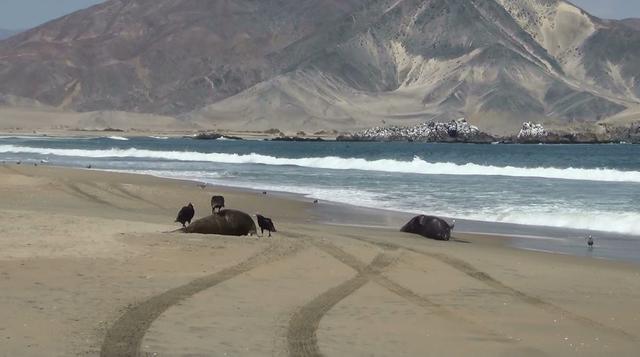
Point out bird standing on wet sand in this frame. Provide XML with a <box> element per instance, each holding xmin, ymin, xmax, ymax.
<box><xmin>176</xmin><ymin>203</ymin><xmax>195</xmax><ymax>228</ymax></box>
<box><xmin>586</xmin><ymin>235</ymin><xmax>594</xmax><ymax>248</ymax></box>
<box><xmin>256</xmin><ymin>214</ymin><xmax>276</xmax><ymax>237</ymax></box>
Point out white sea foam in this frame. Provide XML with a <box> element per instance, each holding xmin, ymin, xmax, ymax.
<box><xmin>93</xmin><ymin>167</ymin><xmax>640</xmax><ymax>236</ymax></box>
<box><xmin>149</xmin><ymin>136</ymin><xmax>170</xmax><ymax>140</ymax></box>
<box><xmin>109</xmin><ymin>169</ymin><xmax>238</xmax><ymax>180</ymax></box>
<box><xmin>224</xmin><ymin>183</ymin><xmax>640</xmax><ymax>235</ymax></box>
<box><xmin>1</xmin><ymin>145</ymin><xmax>639</xmax><ymax>183</ymax></box>
<box><xmin>462</xmin><ymin>210</ymin><xmax>640</xmax><ymax>236</ymax></box>
<box><xmin>107</xmin><ymin>136</ymin><xmax>129</xmax><ymax>141</ymax></box>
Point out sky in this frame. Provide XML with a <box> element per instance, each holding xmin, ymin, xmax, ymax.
<box><xmin>0</xmin><ymin>0</ymin><xmax>104</xmax><ymax>30</ymax></box>
<box><xmin>0</xmin><ymin>0</ymin><xmax>640</xmax><ymax>30</ymax></box>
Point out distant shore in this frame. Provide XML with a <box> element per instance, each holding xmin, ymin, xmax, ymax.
<box><xmin>2</xmin><ymin>128</ymin><xmax>639</xmax><ymax>144</ymax></box>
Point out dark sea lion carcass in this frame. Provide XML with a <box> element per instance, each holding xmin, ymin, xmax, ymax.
<box><xmin>185</xmin><ymin>209</ymin><xmax>257</xmax><ymax>236</ymax></box>
<box><xmin>400</xmin><ymin>215</ymin><xmax>455</xmax><ymax>241</ymax></box>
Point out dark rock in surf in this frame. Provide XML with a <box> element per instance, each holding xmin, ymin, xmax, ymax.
<box><xmin>185</xmin><ymin>209</ymin><xmax>257</xmax><ymax>236</ymax></box>
<box><xmin>190</xmin><ymin>132</ymin><xmax>244</xmax><ymax>140</ymax></box>
<box><xmin>401</xmin><ymin>215</ymin><xmax>455</xmax><ymax>241</ymax></box>
<box><xmin>191</xmin><ymin>132</ymin><xmax>222</xmax><ymax>140</ymax></box>
<box><xmin>268</xmin><ymin>136</ymin><xmax>325</xmax><ymax>142</ymax></box>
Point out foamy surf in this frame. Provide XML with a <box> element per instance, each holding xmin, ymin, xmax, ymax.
<box><xmin>107</xmin><ymin>136</ymin><xmax>129</xmax><ymax>141</ymax></box>
<box><xmin>1</xmin><ymin>145</ymin><xmax>639</xmax><ymax>183</ymax></box>
<box><xmin>118</xmin><ymin>168</ymin><xmax>640</xmax><ymax>236</ymax></box>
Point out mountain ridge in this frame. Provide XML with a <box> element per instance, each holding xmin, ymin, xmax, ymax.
<box><xmin>0</xmin><ymin>0</ymin><xmax>639</xmax><ymax>134</ymax></box>
<box><xmin>0</xmin><ymin>28</ymin><xmax>19</xmax><ymax>40</ymax></box>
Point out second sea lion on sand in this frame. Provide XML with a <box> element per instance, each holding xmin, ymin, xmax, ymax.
<box><xmin>185</xmin><ymin>209</ymin><xmax>257</xmax><ymax>236</ymax></box>
<box><xmin>400</xmin><ymin>215</ymin><xmax>455</xmax><ymax>241</ymax></box>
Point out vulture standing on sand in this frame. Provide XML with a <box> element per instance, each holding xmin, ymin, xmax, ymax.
<box><xmin>176</xmin><ymin>203</ymin><xmax>195</xmax><ymax>227</ymax></box>
<box><xmin>256</xmin><ymin>214</ymin><xmax>277</xmax><ymax>237</ymax></box>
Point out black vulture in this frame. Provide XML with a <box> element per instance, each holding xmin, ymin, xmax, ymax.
<box><xmin>176</xmin><ymin>203</ymin><xmax>195</xmax><ymax>227</ymax></box>
<box><xmin>256</xmin><ymin>214</ymin><xmax>276</xmax><ymax>237</ymax></box>
<box><xmin>211</xmin><ymin>195</ymin><xmax>225</xmax><ymax>213</ymax></box>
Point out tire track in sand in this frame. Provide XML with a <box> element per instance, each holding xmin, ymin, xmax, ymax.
<box><xmin>287</xmin><ymin>239</ymin><xmax>513</xmax><ymax>357</ymax></box>
<box><xmin>287</xmin><ymin>251</ymin><xmax>396</xmax><ymax>357</ymax></box>
<box><xmin>339</xmin><ymin>233</ymin><xmax>638</xmax><ymax>342</ymax></box>
<box><xmin>101</xmin><ymin>241</ymin><xmax>303</xmax><ymax>357</ymax></box>
<box><xmin>311</xmin><ymin>240</ymin><xmax>513</xmax><ymax>341</ymax></box>
<box><xmin>109</xmin><ymin>184</ymin><xmax>167</xmax><ymax>210</ymax></box>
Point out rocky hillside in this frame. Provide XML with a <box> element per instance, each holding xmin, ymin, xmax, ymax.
<box><xmin>0</xmin><ymin>0</ymin><xmax>639</xmax><ymax>133</ymax></box>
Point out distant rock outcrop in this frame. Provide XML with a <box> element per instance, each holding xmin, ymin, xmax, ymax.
<box><xmin>340</xmin><ymin>119</ymin><xmax>640</xmax><ymax>144</ymax></box>
<box><xmin>511</xmin><ymin>121</ymin><xmax>640</xmax><ymax>144</ymax></box>
<box><xmin>516</xmin><ymin>122</ymin><xmax>547</xmax><ymax>142</ymax></box>
<box><xmin>338</xmin><ymin>119</ymin><xmax>495</xmax><ymax>143</ymax></box>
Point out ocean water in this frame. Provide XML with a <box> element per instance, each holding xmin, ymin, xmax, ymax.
<box><xmin>1</xmin><ymin>136</ymin><xmax>639</xmax><ymax>251</ymax></box>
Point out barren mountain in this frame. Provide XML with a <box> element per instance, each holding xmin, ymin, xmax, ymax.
<box><xmin>0</xmin><ymin>0</ymin><xmax>639</xmax><ymax>133</ymax></box>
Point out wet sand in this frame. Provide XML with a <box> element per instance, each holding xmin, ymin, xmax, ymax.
<box><xmin>0</xmin><ymin>165</ymin><xmax>639</xmax><ymax>356</ymax></box>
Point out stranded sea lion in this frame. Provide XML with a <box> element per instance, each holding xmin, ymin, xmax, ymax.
<box><xmin>211</xmin><ymin>195</ymin><xmax>225</xmax><ymax>213</ymax></box>
<box><xmin>185</xmin><ymin>209</ymin><xmax>257</xmax><ymax>236</ymax></box>
<box><xmin>256</xmin><ymin>214</ymin><xmax>276</xmax><ymax>237</ymax></box>
<box><xmin>401</xmin><ymin>215</ymin><xmax>455</xmax><ymax>241</ymax></box>
<box><xmin>175</xmin><ymin>203</ymin><xmax>195</xmax><ymax>228</ymax></box>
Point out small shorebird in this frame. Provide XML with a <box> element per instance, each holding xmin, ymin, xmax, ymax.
<box><xmin>586</xmin><ymin>235</ymin><xmax>594</xmax><ymax>248</ymax></box>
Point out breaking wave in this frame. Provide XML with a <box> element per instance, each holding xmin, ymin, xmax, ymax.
<box><xmin>106</xmin><ymin>136</ymin><xmax>129</xmax><ymax>141</ymax></box>
<box><xmin>111</xmin><ymin>168</ymin><xmax>640</xmax><ymax>235</ymax></box>
<box><xmin>463</xmin><ymin>210</ymin><xmax>640</xmax><ymax>236</ymax></box>
<box><xmin>1</xmin><ymin>145</ymin><xmax>639</xmax><ymax>183</ymax></box>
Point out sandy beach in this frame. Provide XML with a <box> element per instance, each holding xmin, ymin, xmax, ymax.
<box><xmin>0</xmin><ymin>165</ymin><xmax>639</xmax><ymax>356</ymax></box>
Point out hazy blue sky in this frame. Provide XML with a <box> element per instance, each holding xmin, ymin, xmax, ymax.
<box><xmin>0</xmin><ymin>0</ymin><xmax>640</xmax><ymax>30</ymax></box>
<box><xmin>0</xmin><ymin>0</ymin><xmax>104</xmax><ymax>29</ymax></box>
<box><xmin>573</xmin><ymin>0</ymin><xmax>640</xmax><ymax>20</ymax></box>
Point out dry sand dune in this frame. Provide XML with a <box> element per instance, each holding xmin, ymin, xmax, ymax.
<box><xmin>0</xmin><ymin>165</ymin><xmax>639</xmax><ymax>356</ymax></box>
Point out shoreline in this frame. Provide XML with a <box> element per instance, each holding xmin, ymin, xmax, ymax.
<box><xmin>1</xmin><ymin>134</ymin><xmax>639</xmax><ymax>244</ymax></box>
<box><xmin>100</xmin><ymin>166</ymin><xmax>640</xmax><ymax>264</ymax></box>
<box><xmin>28</xmin><ymin>163</ymin><xmax>640</xmax><ymax>264</ymax></box>
<box><xmin>2</xmin><ymin>129</ymin><xmax>639</xmax><ymax>144</ymax></box>
<box><xmin>1</xmin><ymin>164</ymin><xmax>640</xmax><ymax>356</ymax></box>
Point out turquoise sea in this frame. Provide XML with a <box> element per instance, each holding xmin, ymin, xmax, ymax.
<box><xmin>1</xmin><ymin>135</ymin><xmax>639</xmax><ymax>261</ymax></box>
